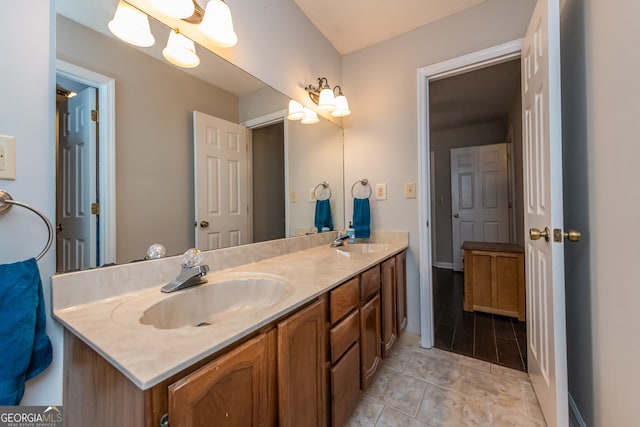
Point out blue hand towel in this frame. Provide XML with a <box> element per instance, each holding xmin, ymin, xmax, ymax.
<box><xmin>353</xmin><ymin>198</ymin><xmax>371</xmax><ymax>238</ymax></box>
<box><xmin>314</xmin><ymin>198</ymin><xmax>333</xmax><ymax>232</ymax></box>
<box><xmin>0</xmin><ymin>258</ymin><xmax>53</xmax><ymax>405</ymax></box>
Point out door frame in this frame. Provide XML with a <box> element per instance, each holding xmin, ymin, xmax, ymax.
<box><xmin>56</xmin><ymin>60</ymin><xmax>116</xmax><ymax>266</ymax></box>
<box><xmin>416</xmin><ymin>39</ymin><xmax>523</xmax><ymax>348</ymax></box>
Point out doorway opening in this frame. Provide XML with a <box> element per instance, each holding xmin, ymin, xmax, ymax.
<box><xmin>427</xmin><ymin>58</ymin><xmax>526</xmax><ymax>370</ymax></box>
<box><xmin>417</xmin><ymin>39</ymin><xmax>524</xmax><ymax>350</ymax></box>
<box><xmin>55</xmin><ymin>60</ymin><xmax>115</xmax><ymax>272</ymax></box>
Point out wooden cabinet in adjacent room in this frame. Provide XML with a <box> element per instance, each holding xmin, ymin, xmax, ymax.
<box><xmin>168</xmin><ymin>331</ymin><xmax>276</xmax><ymax>427</ymax></box>
<box><xmin>277</xmin><ymin>297</ymin><xmax>327</xmax><ymax>427</ymax></box>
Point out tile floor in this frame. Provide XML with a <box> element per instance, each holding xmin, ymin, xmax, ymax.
<box><xmin>347</xmin><ymin>333</ymin><xmax>546</xmax><ymax>427</ymax></box>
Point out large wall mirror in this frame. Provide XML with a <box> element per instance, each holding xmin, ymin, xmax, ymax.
<box><xmin>55</xmin><ymin>0</ymin><xmax>344</xmax><ymax>272</ymax></box>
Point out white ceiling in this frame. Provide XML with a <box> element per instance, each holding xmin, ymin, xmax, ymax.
<box><xmin>293</xmin><ymin>0</ymin><xmax>488</xmax><ymax>54</ymax></box>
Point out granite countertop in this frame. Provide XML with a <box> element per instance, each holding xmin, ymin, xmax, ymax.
<box><xmin>53</xmin><ymin>235</ymin><xmax>408</xmax><ymax>390</ymax></box>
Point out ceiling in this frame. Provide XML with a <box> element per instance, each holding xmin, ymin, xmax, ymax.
<box><xmin>429</xmin><ymin>59</ymin><xmax>521</xmax><ymax>132</ymax></box>
<box><xmin>293</xmin><ymin>0</ymin><xmax>488</xmax><ymax>55</ymax></box>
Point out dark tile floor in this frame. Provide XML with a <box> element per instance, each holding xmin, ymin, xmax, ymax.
<box><xmin>432</xmin><ymin>267</ymin><xmax>528</xmax><ymax>372</ymax></box>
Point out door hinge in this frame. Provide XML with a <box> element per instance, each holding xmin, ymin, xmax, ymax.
<box><xmin>91</xmin><ymin>109</ymin><xmax>98</xmax><ymax>122</ymax></box>
<box><xmin>91</xmin><ymin>203</ymin><xmax>100</xmax><ymax>215</ymax></box>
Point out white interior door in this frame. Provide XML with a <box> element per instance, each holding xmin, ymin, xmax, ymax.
<box><xmin>193</xmin><ymin>111</ymin><xmax>248</xmax><ymax>250</ymax></box>
<box><xmin>522</xmin><ymin>0</ymin><xmax>568</xmax><ymax>425</ymax></box>
<box><xmin>450</xmin><ymin>143</ymin><xmax>510</xmax><ymax>271</ymax></box>
<box><xmin>56</xmin><ymin>87</ymin><xmax>97</xmax><ymax>272</ymax></box>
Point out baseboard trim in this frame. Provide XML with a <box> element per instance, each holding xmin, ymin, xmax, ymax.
<box><xmin>568</xmin><ymin>393</ymin><xmax>587</xmax><ymax>427</ymax></box>
<box><xmin>433</xmin><ymin>262</ymin><xmax>454</xmax><ymax>270</ymax></box>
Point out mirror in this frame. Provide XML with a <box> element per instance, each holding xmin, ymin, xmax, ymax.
<box><xmin>55</xmin><ymin>1</ymin><xmax>344</xmax><ymax>269</ymax></box>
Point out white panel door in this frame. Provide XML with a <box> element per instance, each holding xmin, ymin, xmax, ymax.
<box><xmin>193</xmin><ymin>111</ymin><xmax>248</xmax><ymax>250</ymax></box>
<box><xmin>451</xmin><ymin>143</ymin><xmax>509</xmax><ymax>271</ymax></box>
<box><xmin>522</xmin><ymin>0</ymin><xmax>568</xmax><ymax>425</ymax></box>
<box><xmin>56</xmin><ymin>87</ymin><xmax>97</xmax><ymax>272</ymax></box>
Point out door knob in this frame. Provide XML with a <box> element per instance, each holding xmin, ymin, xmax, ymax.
<box><xmin>563</xmin><ymin>229</ymin><xmax>582</xmax><ymax>242</ymax></box>
<box><xmin>199</xmin><ymin>221</ymin><xmax>209</xmax><ymax>228</ymax></box>
<box><xmin>56</xmin><ymin>224</ymin><xmax>63</xmax><ymax>232</ymax></box>
<box><xmin>453</xmin><ymin>213</ymin><xmax>459</xmax><ymax>218</ymax></box>
<box><xmin>529</xmin><ymin>226</ymin><xmax>550</xmax><ymax>242</ymax></box>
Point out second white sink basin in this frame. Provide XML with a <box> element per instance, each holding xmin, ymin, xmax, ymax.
<box><xmin>139</xmin><ymin>274</ymin><xmax>292</xmax><ymax>330</ymax></box>
<box><xmin>337</xmin><ymin>243</ymin><xmax>389</xmax><ymax>254</ymax></box>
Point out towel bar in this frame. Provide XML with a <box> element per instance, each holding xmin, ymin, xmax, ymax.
<box><xmin>351</xmin><ymin>179</ymin><xmax>372</xmax><ymax>199</ymax></box>
<box><xmin>313</xmin><ymin>181</ymin><xmax>331</xmax><ymax>201</ymax></box>
<box><xmin>0</xmin><ymin>190</ymin><xmax>54</xmax><ymax>261</ymax></box>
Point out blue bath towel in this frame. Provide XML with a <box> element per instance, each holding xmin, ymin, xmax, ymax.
<box><xmin>314</xmin><ymin>198</ymin><xmax>333</xmax><ymax>232</ymax></box>
<box><xmin>353</xmin><ymin>198</ymin><xmax>370</xmax><ymax>238</ymax></box>
<box><xmin>0</xmin><ymin>258</ymin><xmax>53</xmax><ymax>405</ymax></box>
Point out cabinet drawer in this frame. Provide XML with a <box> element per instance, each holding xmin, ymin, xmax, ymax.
<box><xmin>360</xmin><ymin>265</ymin><xmax>380</xmax><ymax>302</ymax></box>
<box><xmin>330</xmin><ymin>310</ymin><xmax>360</xmax><ymax>364</ymax></box>
<box><xmin>330</xmin><ymin>343</ymin><xmax>361</xmax><ymax>427</ymax></box>
<box><xmin>330</xmin><ymin>277</ymin><xmax>360</xmax><ymax>324</ymax></box>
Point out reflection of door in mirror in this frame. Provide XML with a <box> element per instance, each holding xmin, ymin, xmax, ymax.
<box><xmin>55</xmin><ymin>82</ymin><xmax>98</xmax><ymax>273</ymax></box>
<box><xmin>194</xmin><ymin>112</ymin><xmax>249</xmax><ymax>250</ymax></box>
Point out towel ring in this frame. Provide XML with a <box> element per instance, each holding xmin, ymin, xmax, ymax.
<box><xmin>314</xmin><ymin>181</ymin><xmax>331</xmax><ymax>201</ymax></box>
<box><xmin>351</xmin><ymin>179</ymin><xmax>372</xmax><ymax>199</ymax></box>
<box><xmin>0</xmin><ymin>190</ymin><xmax>54</xmax><ymax>261</ymax></box>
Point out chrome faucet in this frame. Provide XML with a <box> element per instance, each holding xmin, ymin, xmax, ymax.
<box><xmin>330</xmin><ymin>232</ymin><xmax>350</xmax><ymax>247</ymax></box>
<box><xmin>161</xmin><ymin>248</ymin><xmax>209</xmax><ymax>293</ymax></box>
<box><xmin>161</xmin><ymin>264</ymin><xmax>209</xmax><ymax>293</ymax></box>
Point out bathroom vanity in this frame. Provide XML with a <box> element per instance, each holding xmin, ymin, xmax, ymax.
<box><xmin>53</xmin><ymin>232</ymin><xmax>408</xmax><ymax>426</ymax></box>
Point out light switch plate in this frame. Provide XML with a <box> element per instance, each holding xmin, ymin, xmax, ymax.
<box><xmin>404</xmin><ymin>182</ymin><xmax>416</xmax><ymax>199</ymax></box>
<box><xmin>290</xmin><ymin>191</ymin><xmax>298</xmax><ymax>203</ymax></box>
<box><xmin>0</xmin><ymin>135</ymin><xmax>16</xmax><ymax>180</ymax></box>
<box><xmin>309</xmin><ymin>188</ymin><xmax>316</xmax><ymax>202</ymax></box>
<box><xmin>375</xmin><ymin>183</ymin><xmax>387</xmax><ymax>200</ymax></box>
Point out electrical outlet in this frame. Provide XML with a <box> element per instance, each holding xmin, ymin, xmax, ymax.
<box><xmin>375</xmin><ymin>183</ymin><xmax>387</xmax><ymax>200</ymax></box>
<box><xmin>290</xmin><ymin>191</ymin><xmax>298</xmax><ymax>203</ymax></box>
<box><xmin>405</xmin><ymin>182</ymin><xmax>416</xmax><ymax>199</ymax></box>
<box><xmin>0</xmin><ymin>135</ymin><xmax>16</xmax><ymax>180</ymax></box>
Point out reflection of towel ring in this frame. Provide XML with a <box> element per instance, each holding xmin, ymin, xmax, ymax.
<box><xmin>351</xmin><ymin>179</ymin><xmax>372</xmax><ymax>199</ymax></box>
<box><xmin>314</xmin><ymin>181</ymin><xmax>331</xmax><ymax>201</ymax></box>
<box><xmin>0</xmin><ymin>190</ymin><xmax>54</xmax><ymax>261</ymax></box>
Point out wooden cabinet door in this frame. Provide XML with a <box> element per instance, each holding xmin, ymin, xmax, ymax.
<box><xmin>330</xmin><ymin>343</ymin><xmax>361</xmax><ymax>427</ymax></box>
<box><xmin>360</xmin><ymin>294</ymin><xmax>382</xmax><ymax>389</ymax></box>
<box><xmin>395</xmin><ymin>251</ymin><xmax>407</xmax><ymax>332</ymax></box>
<box><xmin>168</xmin><ymin>331</ymin><xmax>276</xmax><ymax>427</ymax></box>
<box><xmin>381</xmin><ymin>258</ymin><xmax>397</xmax><ymax>358</ymax></box>
<box><xmin>277</xmin><ymin>298</ymin><xmax>327</xmax><ymax>427</ymax></box>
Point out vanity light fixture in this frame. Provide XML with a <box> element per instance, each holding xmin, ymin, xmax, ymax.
<box><xmin>198</xmin><ymin>0</ymin><xmax>238</xmax><ymax>48</ymax></box>
<box><xmin>301</xmin><ymin>108</ymin><xmax>320</xmax><ymax>125</ymax></box>
<box><xmin>163</xmin><ymin>29</ymin><xmax>200</xmax><ymax>68</ymax></box>
<box><xmin>305</xmin><ymin>77</ymin><xmax>351</xmax><ymax>117</ymax></box>
<box><xmin>148</xmin><ymin>0</ymin><xmax>195</xmax><ymax>19</ymax></box>
<box><xmin>108</xmin><ymin>0</ymin><xmax>155</xmax><ymax>47</ymax></box>
<box><xmin>287</xmin><ymin>100</ymin><xmax>305</xmax><ymax>121</ymax></box>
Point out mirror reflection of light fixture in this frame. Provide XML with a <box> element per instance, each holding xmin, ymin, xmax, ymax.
<box><xmin>163</xmin><ymin>29</ymin><xmax>200</xmax><ymax>68</ymax></box>
<box><xmin>148</xmin><ymin>0</ymin><xmax>195</xmax><ymax>19</ymax></box>
<box><xmin>301</xmin><ymin>108</ymin><xmax>320</xmax><ymax>125</ymax></box>
<box><xmin>305</xmin><ymin>77</ymin><xmax>351</xmax><ymax>117</ymax></box>
<box><xmin>199</xmin><ymin>0</ymin><xmax>238</xmax><ymax>48</ymax></box>
<box><xmin>108</xmin><ymin>0</ymin><xmax>155</xmax><ymax>47</ymax></box>
<box><xmin>287</xmin><ymin>100</ymin><xmax>305</xmax><ymax>121</ymax></box>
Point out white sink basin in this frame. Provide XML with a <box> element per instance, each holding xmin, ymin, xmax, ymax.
<box><xmin>336</xmin><ymin>243</ymin><xmax>389</xmax><ymax>255</ymax></box>
<box><xmin>138</xmin><ymin>274</ymin><xmax>292</xmax><ymax>329</ymax></box>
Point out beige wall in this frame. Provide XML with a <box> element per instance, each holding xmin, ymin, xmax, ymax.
<box><xmin>57</xmin><ymin>16</ymin><xmax>239</xmax><ymax>262</ymax></box>
<box><xmin>562</xmin><ymin>0</ymin><xmax>640</xmax><ymax>424</ymax></box>
<box><xmin>342</xmin><ymin>0</ymin><xmax>536</xmax><ymax>333</ymax></box>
